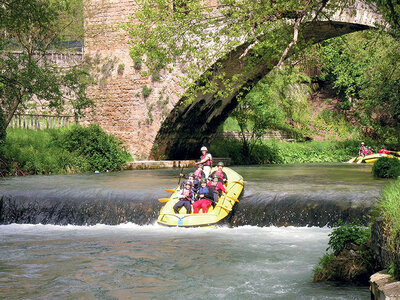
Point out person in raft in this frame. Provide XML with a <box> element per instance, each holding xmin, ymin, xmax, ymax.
<box><xmin>378</xmin><ymin>145</ymin><xmax>391</xmax><ymax>154</ymax></box>
<box><xmin>194</xmin><ymin>146</ymin><xmax>212</xmax><ymax>178</ymax></box>
<box><xmin>208</xmin><ymin>173</ymin><xmax>226</xmax><ymax>204</ymax></box>
<box><xmin>174</xmin><ymin>181</ymin><xmax>194</xmax><ymax>214</ymax></box>
<box><xmin>358</xmin><ymin>142</ymin><xmax>367</xmax><ymax>157</ymax></box>
<box><xmin>209</xmin><ymin>161</ymin><xmax>228</xmax><ymax>184</ymax></box>
<box><xmin>193</xmin><ymin>178</ymin><xmax>213</xmax><ymax>214</ymax></box>
<box><xmin>194</xmin><ymin>164</ymin><xmax>206</xmax><ymax>181</ymax></box>
<box><xmin>179</xmin><ymin>172</ymin><xmax>200</xmax><ymax>193</ymax></box>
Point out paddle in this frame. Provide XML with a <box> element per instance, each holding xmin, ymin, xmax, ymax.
<box><xmin>165</xmin><ymin>189</ymin><xmax>176</xmax><ymax>193</ymax></box>
<box><xmin>226</xmin><ymin>195</ymin><xmax>239</xmax><ymax>202</ymax></box>
<box><xmin>177</xmin><ymin>166</ymin><xmax>184</xmax><ymax>186</ymax></box>
<box><xmin>158</xmin><ymin>198</ymin><xmax>170</xmax><ymax>203</ymax></box>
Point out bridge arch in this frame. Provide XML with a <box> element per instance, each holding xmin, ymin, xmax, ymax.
<box><xmin>84</xmin><ymin>0</ymin><xmax>383</xmax><ymax>160</ymax></box>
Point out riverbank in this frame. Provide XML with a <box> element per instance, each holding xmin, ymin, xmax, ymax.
<box><xmin>1</xmin><ymin>126</ymin><xmax>131</xmax><ymax>176</ymax></box>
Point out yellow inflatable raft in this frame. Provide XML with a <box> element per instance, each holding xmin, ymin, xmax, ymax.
<box><xmin>347</xmin><ymin>152</ymin><xmax>400</xmax><ymax>164</ymax></box>
<box><xmin>157</xmin><ymin>167</ymin><xmax>244</xmax><ymax>228</ymax></box>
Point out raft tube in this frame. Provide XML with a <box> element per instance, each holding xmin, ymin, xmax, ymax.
<box><xmin>157</xmin><ymin>167</ymin><xmax>244</xmax><ymax>228</ymax></box>
<box><xmin>347</xmin><ymin>152</ymin><xmax>400</xmax><ymax>164</ymax></box>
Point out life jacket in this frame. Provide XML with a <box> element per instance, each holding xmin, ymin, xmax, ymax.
<box><xmin>198</xmin><ymin>186</ymin><xmax>211</xmax><ymax>199</ymax></box>
<box><xmin>215</xmin><ymin>170</ymin><xmax>225</xmax><ymax>181</ymax></box>
<box><xmin>379</xmin><ymin>148</ymin><xmax>390</xmax><ymax>154</ymax></box>
<box><xmin>208</xmin><ymin>181</ymin><xmax>220</xmax><ymax>194</ymax></box>
<box><xmin>194</xmin><ymin>169</ymin><xmax>204</xmax><ymax>180</ymax></box>
<box><xmin>201</xmin><ymin>154</ymin><xmax>213</xmax><ymax>167</ymax></box>
<box><xmin>181</xmin><ymin>188</ymin><xmax>192</xmax><ymax>201</ymax></box>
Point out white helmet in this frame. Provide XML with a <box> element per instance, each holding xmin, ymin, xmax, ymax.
<box><xmin>200</xmin><ymin>146</ymin><xmax>208</xmax><ymax>151</ymax></box>
<box><xmin>361</xmin><ymin>142</ymin><xmax>365</xmax><ymax>145</ymax></box>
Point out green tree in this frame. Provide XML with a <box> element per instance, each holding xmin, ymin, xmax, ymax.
<box><xmin>0</xmin><ymin>0</ymin><xmax>92</xmax><ymax>136</ymax></box>
<box><xmin>125</xmin><ymin>0</ymin><xmax>350</xmax><ymax>101</ymax></box>
<box><xmin>230</xmin><ymin>67</ymin><xmax>311</xmax><ymax>161</ymax></box>
<box><xmin>318</xmin><ymin>30</ymin><xmax>400</xmax><ymax>142</ymax></box>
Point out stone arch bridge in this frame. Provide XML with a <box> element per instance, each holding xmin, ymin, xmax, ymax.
<box><xmin>83</xmin><ymin>0</ymin><xmax>383</xmax><ymax>160</ymax></box>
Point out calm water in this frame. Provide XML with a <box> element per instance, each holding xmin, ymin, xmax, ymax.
<box><xmin>0</xmin><ymin>163</ymin><xmax>385</xmax><ymax>298</ymax></box>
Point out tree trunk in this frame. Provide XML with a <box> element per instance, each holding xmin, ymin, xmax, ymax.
<box><xmin>4</xmin><ymin>96</ymin><xmax>21</xmax><ymax>128</ymax></box>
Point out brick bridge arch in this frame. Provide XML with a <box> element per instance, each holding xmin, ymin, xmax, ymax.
<box><xmin>84</xmin><ymin>0</ymin><xmax>383</xmax><ymax>160</ymax></box>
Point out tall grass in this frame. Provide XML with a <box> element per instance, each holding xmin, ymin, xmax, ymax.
<box><xmin>379</xmin><ymin>179</ymin><xmax>400</xmax><ymax>241</ymax></box>
<box><xmin>375</xmin><ymin>179</ymin><xmax>400</xmax><ymax>279</ymax></box>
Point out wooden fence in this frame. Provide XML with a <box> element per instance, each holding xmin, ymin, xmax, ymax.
<box><xmin>8</xmin><ymin>114</ymin><xmax>77</xmax><ymax>130</ymax></box>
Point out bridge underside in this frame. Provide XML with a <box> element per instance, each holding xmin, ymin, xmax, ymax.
<box><xmin>153</xmin><ymin>21</ymin><xmax>370</xmax><ymax>160</ymax></box>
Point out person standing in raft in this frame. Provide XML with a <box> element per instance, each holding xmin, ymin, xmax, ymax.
<box><xmin>194</xmin><ymin>146</ymin><xmax>212</xmax><ymax>178</ymax></box>
<box><xmin>193</xmin><ymin>179</ymin><xmax>213</xmax><ymax>214</ymax></box>
<box><xmin>208</xmin><ymin>174</ymin><xmax>226</xmax><ymax>204</ymax></box>
<box><xmin>194</xmin><ymin>164</ymin><xmax>206</xmax><ymax>181</ymax></box>
<box><xmin>358</xmin><ymin>142</ymin><xmax>367</xmax><ymax>157</ymax></box>
<box><xmin>209</xmin><ymin>161</ymin><xmax>228</xmax><ymax>184</ymax></box>
<box><xmin>174</xmin><ymin>181</ymin><xmax>194</xmax><ymax>214</ymax></box>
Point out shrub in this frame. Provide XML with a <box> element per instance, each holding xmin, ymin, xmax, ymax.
<box><xmin>142</xmin><ymin>85</ymin><xmax>152</xmax><ymax>98</ymax></box>
<box><xmin>372</xmin><ymin>157</ymin><xmax>400</xmax><ymax>178</ymax></box>
<box><xmin>327</xmin><ymin>221</ymin><xmax>371</xmax><ymax>255</ymax></box>
<box><xmin>134</xmin><ymin>57</ymin><xmax>142</xmax><ymax>70</ymax></box>
<box><xmin>55</xmin><ymin>125</ymin><xmax>131</xmax><ymax>172</ymax></box>
<box><xmin>117</xmin><ymin>63</ymin><xmax>125</xmax><ymax>75</ymax></box>
<box><xmin>2</xmin><ymin>128</ymin><xmax>88</xmax><ymax>175</ymax></box>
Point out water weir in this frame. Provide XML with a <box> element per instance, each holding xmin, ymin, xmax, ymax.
<box><xmin>0</xmin><ymin>164</ymin><xmax>384</xmax><ymax>227</ymax></box>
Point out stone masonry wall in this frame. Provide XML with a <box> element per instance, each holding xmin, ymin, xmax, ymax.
<box><xmin>83</xmin><ymin>0</ymin><xmax>383</xmax><ymax>160</ymax></box>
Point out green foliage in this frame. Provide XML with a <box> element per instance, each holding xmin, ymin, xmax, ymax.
<box><xmin>125</xmin><ymin>0</ymin><xmax>345</xmax><ymax>101</ymax></box>
<box><xmin>377</xmin><ymin>179</ymin><xmax>400</xmax><ymax>249</ymax></box>
<box><xmin>318</xmin><ymin>30</ymin><xmax>400</xmax><ymax>142</ymax></box>
<box><xmin>314</xmin><ymin>221</ymin><xmax>376</xmax><ymax>284</ymax></box>
<box><xmin>134</xmin><ymin>57</ymin><xmax>142</xmax><ymax>70</ymax></box>
<box><xmin>117</xmin><ymin>63</ymin><xmax>125</xmax><ymax>75</ymax></box>
<box><xmin>2</xmin><ymin>126</ymin><xmax>132</xmax><ymax>175</ymax></box>
<box><xmin>210</xmin><ymin>138</ymin><xmax>359</xmax><ymax>165</ymax></box>
<box><xmin>142</xmin><ymin>85</ymin><xmax>152</xmax><ymax>98</ymax></box>
<box><xmin>0</xmin><ymin>0</ymin><xmax>93</xmax><ymax>127</ymax></box>
<box><xmin>372</xmin><ymin>157</ymin><xmax>400</xmax><ymax>179</ymax></box>
<box><xmin>328</xmin><ymin>221</ymin><xmax>371</xmax><ymax>255</ymax></box>
<box><xmin>313</xmin><ymin>253</ymin><xmax>335</xmax><ymax>278</ymax></box>
<box><xmin>2</xmin><ymin>128</ymin><xmax>88</xmax><ymax>175</ymax></box>
<box><xmin>55</xmin><ymin>125</ymin><xmax>132</xmax><ymax>172</ymax></box>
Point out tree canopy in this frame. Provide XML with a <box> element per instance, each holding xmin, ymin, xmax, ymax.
<box><xmin>0</xmin><ymin>0</ymin><xmax>90</xmax><ymax>143</ymax></box>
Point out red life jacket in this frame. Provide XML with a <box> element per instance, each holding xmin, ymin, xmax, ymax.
<box><xmin>215</xmin><ymin>170</ymin><xmax>225</xmax><ymax>181</ymax></box>
<box><xmin>201</xmin><ymin>154</ymin><xmax>213</xmax><ymax>167</ymax></box>
<box><xmin>379</xmin><ymin>148</ymin><xmax>390</xmax><ymax>154</ymax></box>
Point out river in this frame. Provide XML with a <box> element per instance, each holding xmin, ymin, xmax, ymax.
<box><xmin>0</xmin><ymin>163</ymin><xmax>386</xmax><ymax>299</ymax></box>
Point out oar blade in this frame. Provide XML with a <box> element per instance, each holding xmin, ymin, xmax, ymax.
<box><xmin>165</xmin><ymin>189</ymin><xmax>176</xmax><ymax>193</ymax></box>
<box><xmin>158</xmin><ymin>198</ymin><xmax>170</xmax><ymax>203</ymax></box>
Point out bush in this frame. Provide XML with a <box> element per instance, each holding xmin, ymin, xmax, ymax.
<box><xmin>327</xmin><ymin>221</ymin><xmax>371</xmax><ymax>255</ymax></box>
<box><xmin>2</xmin><ymin>126</ymin><xmax>132</xmax><ymax>175</ymax></box>
<box><xmin>209</xmin><ymin>137</ymin><xmax>360</xmax><ymax>165</ymax></box>
<box><xmin>372</xmin><ymin>157</ymin><xmax>400</xmax><ymax>178</ymax></box>
<box><xmin>313</xmin><ymin>221</ymin><xmax>376</xmax><ymax>283</ymax></box>
<box><xmin>55</xmin><ymin>125</ymin><xmax>131</xmax><ymax>172</ymax></box>
<box><xmin>2</xmin><ymin>128</ymin><xmax>88</xmax><ymax>175</ymax></box>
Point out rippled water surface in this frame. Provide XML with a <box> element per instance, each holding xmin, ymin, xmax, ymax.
<box><xmin>0</xmin><ymin>224</ymin><xmax>369</xmax><ymax>299</ymax></box>
<box><xmin>0</xmin><ymin>164</ymin><xmax>385</xmax><ymax>298</ymax></box>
